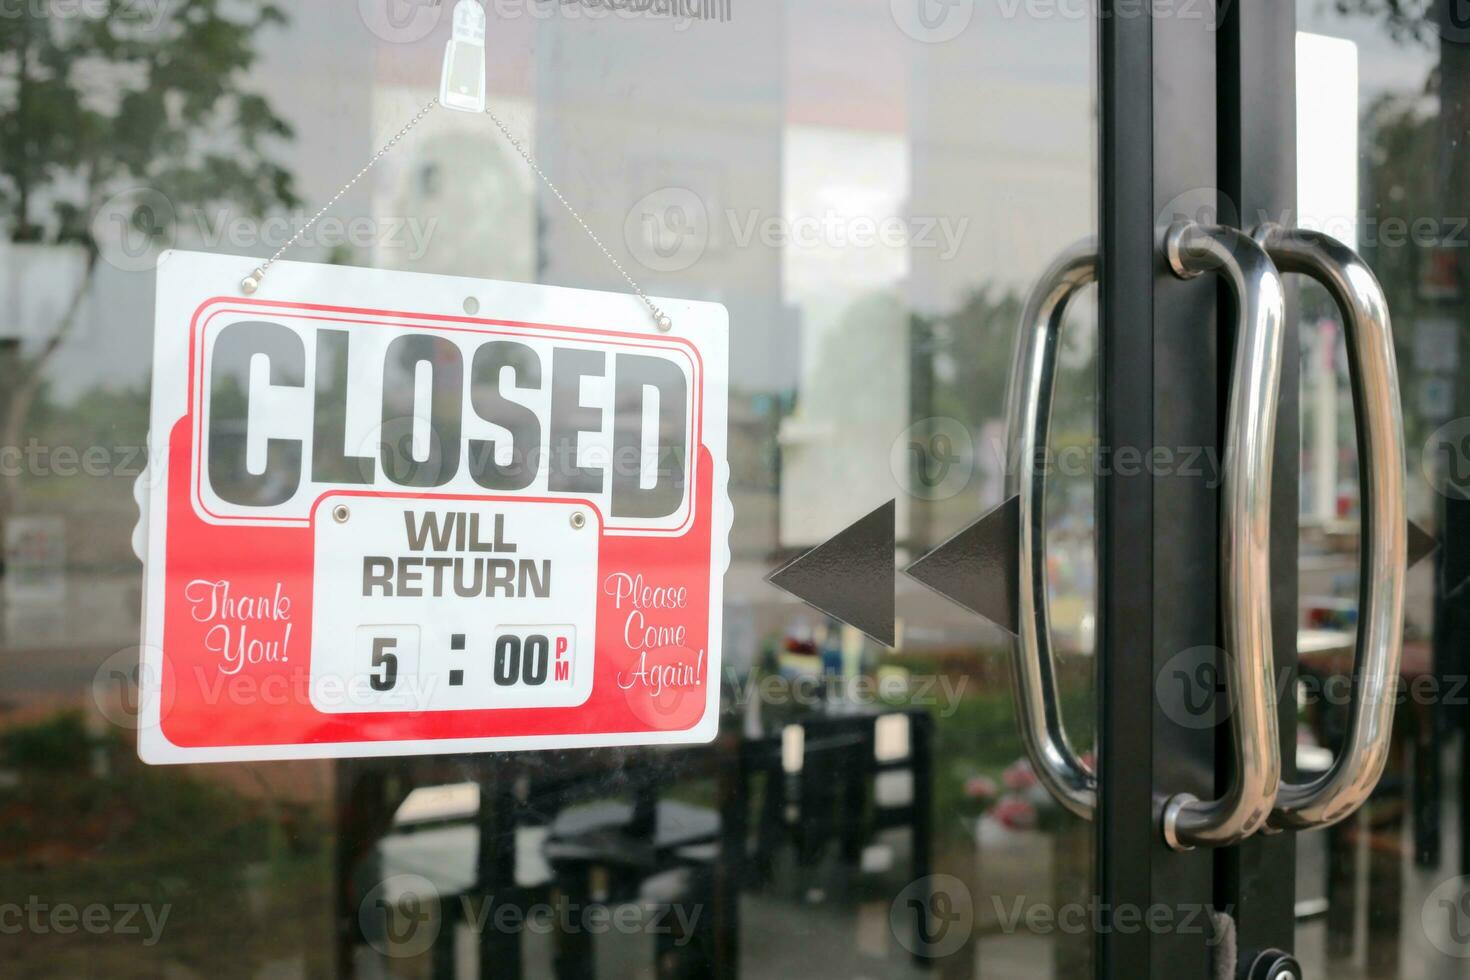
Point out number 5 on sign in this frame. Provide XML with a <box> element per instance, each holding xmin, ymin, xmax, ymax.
<box><xmin>353</xmin><ymin>626</ymin><xmax>420</xmax><ymax>708</ymax></box>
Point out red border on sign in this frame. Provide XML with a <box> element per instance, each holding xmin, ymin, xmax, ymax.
<box><xmin>185</xmin><ymin>297</ymin><xmax>705</xmax><ymax>535</ymax></box>
<box><xmin>154</xmin><ymin>295</ymin><xmax>719</xmax><ymax>750</ymax></box>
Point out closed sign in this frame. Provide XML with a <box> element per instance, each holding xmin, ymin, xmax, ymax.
<box><xmin>138</xmin><ymin>251</ymin><xmax>729</xmax><ymax>763</ymax></box>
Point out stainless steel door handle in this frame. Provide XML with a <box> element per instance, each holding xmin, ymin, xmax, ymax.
<box><xmin>1004</xmin><ymin>239</ymin><xmax>1099</xmax><ymax>821</ymax></box>
<box><xmin>1253</xmin><ymin>224</ymin><xmax>1407</xmax><ymax>831</ymax></box>
<box><xmin>1161</xmin><ymin>222</ymin><xmax>1286</xmax><ymax>850</ymax></box>
<box><xmin>1007</xmin><ymin>224</ymin><xmax>1395</xmax><ymax>844</ymax></box>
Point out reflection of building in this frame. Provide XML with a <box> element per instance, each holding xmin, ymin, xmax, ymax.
<box><xmin>366</xmin><ymin>8</ymin><xmax>802</xmax><ymax>577</ymax></box>
<box><xmin>371</xmin><ymin>89</ymin><xmax>537</xmax><ymax>281</ymax></box>
<box><xmin>323</xmin><ymin>5</ymin><xmax>1093</xmax><ymax>645</ymax></box>
<box><xmin>6</xmin><ymin>1</ymin><xmax>1101</xmax><ymax>708</ymax></box>
<box><xmin>354</xmin><ymin>5</ymin><xmax>1096</xmax><ymax>583</ymax></box>
<box><xmin>526</xmin><ymin>7</ymin><xmax>799</xmax><ymax>582</ymax></box>
<box><xmin>780</xmin><ymin>4</ymin><xmax>1095</xmax><ymax>550</ymax></box>
<box><xmin>532</xmin><ymin>11</ymin><xmax>792</xmax><ymax>392</ymax></box>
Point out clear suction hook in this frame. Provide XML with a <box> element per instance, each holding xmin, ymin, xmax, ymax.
<box><xmin>440</xmin><ymin>0</ymin><xmax>487</xmax><ymax>113</ymax></box>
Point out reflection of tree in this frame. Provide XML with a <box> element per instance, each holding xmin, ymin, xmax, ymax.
<box><xmin>1316</xmin><ymin>10</ymin><xmax>1470</xmax><ymax>457</ymax></box>
<box><xmin>913</xmin><ymin>286</ymin><xmax>1095</xmax><ymax>452</ymax></box>
<box><xmin>2</xmin><ymin>713</ymin><xmax>334</xmax><ymax>977</ymax></box>
<box><xmin>1322</xmin><ymin>0</ymin><xmax>1444</xmax><ymax>43</ymax></box>
<box><xmin>1330</xmin><ymin>1</ymin><xmax>1470</xmax><ymax>743</ymax></box>
<box><xmin>0</xmin><ymin>2</ymin><xmax>298</xmax><ymax>519</ymax></box>
<box><xmin>913</xmin><ymin>287</ymin><xmax>1022</xmax><ymax>431</ymax></box>
<box><xmin>1351</xmin><ymin>89</ymin><xmax>1440</xmax><ymax>452</ymax></box>
<box><xmin>906</xmin><ymin>289</ymin><xmax>1014</xmax><ymax>548</ymax></box>
<box><xmin>390</xmin><ymin>127</ymin><xmax>534</xmax><ymax>280</ymax></box>
<box><xmin>908</xmin><ymin>284</ymin><xmax>1096</xmax><ymax>544</ymax></box>
<box><xmin>803</xmin><ymin>291</ymin><xmax>910</xmax><ymax>425</ymax></box>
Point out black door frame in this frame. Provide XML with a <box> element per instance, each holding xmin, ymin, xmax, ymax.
<box><xmin>1096</xmin><ymin>1</ymin><xmax>1301</xmax><ymax>974</ymax></box>
<box><xmin>1218</xmin><ymin>1</ymin><xmax>1301</xmax><ymax>969</ymax></box>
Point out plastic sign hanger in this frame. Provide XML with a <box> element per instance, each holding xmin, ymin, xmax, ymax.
<box><xmin>440</xmin><ymin>0</ymin><xmax>487</xmax><ymax>113</ymax></box>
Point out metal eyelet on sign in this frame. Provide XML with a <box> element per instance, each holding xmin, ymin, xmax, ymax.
<box><xmin>570</xmin><ymin>512</ymin><xmax>586</xmax><ymax>530</ymax></box>
<box><xmin>332</xmin><ymin>504</ymin><xmax>350</xmax><ymax>524</ymax></box>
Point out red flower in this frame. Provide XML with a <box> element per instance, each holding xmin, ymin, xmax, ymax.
<box><xmin>993</xmin><ymin>795</ymin><xmax>1039</xmax><ymax>831</ymax></box>
<box><xmin>964</xmin><ymin>775</ymin><xmax>998</xmax><ymax>801</ymax></box>
<box><xmin>1003</xmin><ymin>758</ymin><xmax>1038</xmax><ymax>791</ymax></box>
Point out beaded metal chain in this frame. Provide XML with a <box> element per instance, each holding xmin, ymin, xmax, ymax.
<box><xmin>238</xmin><ymin>97</ymin><xmax>672</xmax><ymax>332</ymax></box>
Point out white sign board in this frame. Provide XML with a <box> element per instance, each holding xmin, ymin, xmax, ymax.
<box><xmin>138</xmin><ymin>250</ymin><xmax>729</xmax><ymax>763</ymax></box>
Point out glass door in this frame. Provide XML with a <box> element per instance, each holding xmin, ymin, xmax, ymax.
<box><xmin>0</xmin><ymin>2</ymin><xmax>1121</xmax><ymax>977</ymax></box>
<box><xmin>1239</xmin><ymin>2</ymin><xmax>1470</xmax><ymax>977</ymax></box>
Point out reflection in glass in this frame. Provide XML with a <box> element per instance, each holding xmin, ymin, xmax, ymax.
<box><xmin>0</xmin><ymin>3</ymin><xmax>1097</xmax><ymax>977</ymax></box>
<box><xmin>1294</xmin><ymin>5</ymin><xmax>1470</xmax><ymax>976</ymax></box>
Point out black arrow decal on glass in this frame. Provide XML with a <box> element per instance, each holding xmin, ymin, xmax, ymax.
<box><xmin>1408</xmin><ymin>518</ymin><xmax>1438</xmax><ymax>570</ymax></box>
<box><xmin>903</xmin><ymin>494</ymin><xmax>1020</xmax><ymax>637</ymax></box>
<box><xmin>766</xmin><ymin>500</ymin><xmax>895</xmax><ymax>647</ymax></box>
<box><xmin>772</xmin><ymin>501</ymin><xmax>1425</xmax><ymax>649</ymax></box>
